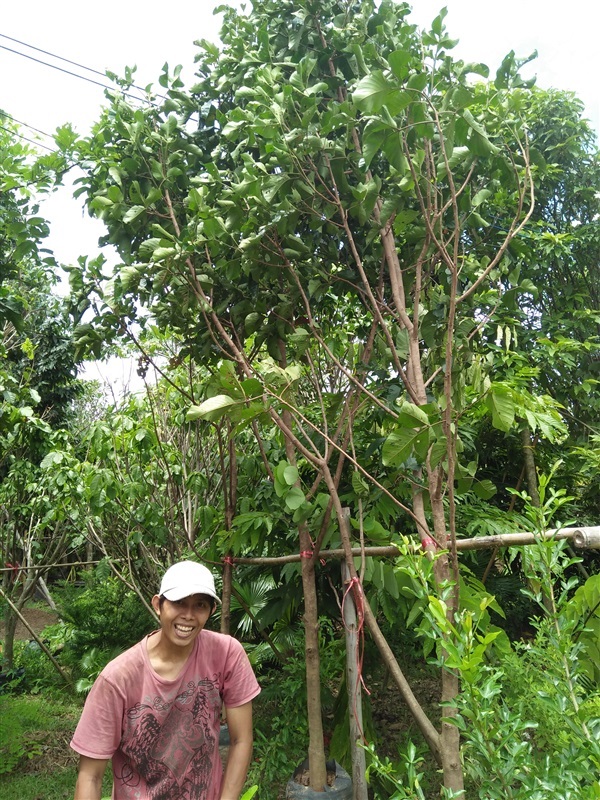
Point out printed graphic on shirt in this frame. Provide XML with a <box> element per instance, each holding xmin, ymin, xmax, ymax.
<box><xmin>117</xmin><ymin>677</ymin><xmax>222</xmax><ymax>800</ymax></box>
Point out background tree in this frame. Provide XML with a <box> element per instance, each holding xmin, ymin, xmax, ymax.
<box><xmin>61</xmin><ymin>0</ymin><xmax>600</xmax><ymax>793</ymax></box>
<box><xmin>0</xmin><ymin>118</ymin><xmax>82</xmax><ymax>669</ymax></box>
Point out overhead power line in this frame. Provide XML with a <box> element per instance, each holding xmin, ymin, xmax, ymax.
<box><xmin>0</xmin><ymin>36</ymin><xmax>164</xmax><ymax>108</ymax></box>
<box><xmin>0</xmin><ymin>41</ymin><xmax>114</xmax><ymax>91</ymax></box>
<box><xmin>0</xmin><ymin>33</ymin><xmax>167</xmax><ymax>100</ymax></box>
<box><xmin>0</xmin><ymin>31</ymin><xmax>201</xmax><ymax>146</ymax></box>
<box><xmin>1</xmin><ymin>110</ymin><xmax>54</xmax><ymax>141</ymax></box>
<box><xmin>0</xmin><ymin>122</ymin><xmax>55</xmax><ymax>152</ymax></box>
<box><xmin>0</xmin><ymin>31</ymin><xmax>120</xmax><ymax>81</ymax></box>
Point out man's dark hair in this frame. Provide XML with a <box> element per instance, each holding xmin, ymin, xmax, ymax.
<box><xmin>158</xmin><ymin>594</ymin><xmax>216</xmax><ymax>613</ymax></box>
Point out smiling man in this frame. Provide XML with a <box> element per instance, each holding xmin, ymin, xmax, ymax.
<box><xmin>71</xmin><ymin>561</ymin><xmax>260</xmax><ymax>800</ymax></box>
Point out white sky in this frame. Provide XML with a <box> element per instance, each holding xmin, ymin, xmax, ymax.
<box><xmin>1</xmin><ymin>0</ymin><xmax>597</xmax><ymax>390</ymax></box>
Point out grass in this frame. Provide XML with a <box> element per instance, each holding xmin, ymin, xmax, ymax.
<box><xmin>0</xmin><ymin>693</ymin><xmax>112</xmax><ymax>800</ymax></box>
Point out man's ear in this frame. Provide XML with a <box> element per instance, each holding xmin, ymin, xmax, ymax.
<box><xmin>151</xmin><ymin>595</ymin><xmax>161</xmax><ymax>615</ymax></box>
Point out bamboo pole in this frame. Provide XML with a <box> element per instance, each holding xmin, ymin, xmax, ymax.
<box><xmin>342</xmin><ymin>559</ymin><xmax>368</xmax><ymax>800</ymax></box>
<box><xmin>2</xmin><ymin>528</ymin><xmax>597</xmax><ymax>575</ymax></box>
<box><xmin>229</xmin><ymin>526</ymin><xmax>600</xmax><ymax>566</ymax></box>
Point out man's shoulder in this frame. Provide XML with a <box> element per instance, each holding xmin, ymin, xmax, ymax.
<box><xmin>198</xmin><ymin>629</ymin><xmax>239</xmax><ymax>649</ymax></box>
<box><xmin>194</xmin><ymin>630</ymin><xmax>247</xmax><ymax>663</ymax></box>
<box><xmin>99</xmin><ymin>636</ymin><xmax>148</xmax><ymax>681</ymax></box>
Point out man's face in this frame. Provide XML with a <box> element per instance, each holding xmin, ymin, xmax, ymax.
<box><xmin>152</xmin><ymin>593</ymin><xmax>213</xmax><ymax>650</ymax></box>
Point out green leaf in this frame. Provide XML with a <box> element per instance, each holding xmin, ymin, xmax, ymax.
<box><xmin>487</xmin><ymin>386</ymin><xmax>515</xmax><ymax>432</ymax></box>
<box><xmin>383</xmin><ymin>564</ymin><xmax>399</xmax><ymax>599</ymax></box>
<box><xmin>462</xmin><ymin>109</ymin><xmax>500</xmax><ymax>155</ymax></box>
<box><xmin>186</xmin><ymin>395</ymin><xmax>238</xmax><ymax>422</ymax></box>
<box><xmin>407</xmin><ymin>72</ymin><xmax>429</xmax><ymax>93</ymax></box>
<box><xmin>353</xmin><ymin>72</ymin><xmax>411</xmax><ymax>115</ymax></box>
<box><xmin>352</xmin><ymin>471</ymin><xmax>370</xmax><ymax>498</ymax></box>
<box><xmin>40</xmin><ymin>451</ymin><xmax>64</xmax><ymax>469</ymax></box>
<box><xmin>152</xmin><ymin>247</ymin><xmax>177</xmax><ymax>260</ymax></box>
<box><xmin>123</xmin><ymin>205</ymin><xmax>145</xmax><ymax>224</ymax></box>
<box><xmin>382</xmin><ymin>428</ymin><xmax>426</xmax><ymax>466</ymax></box>
<box><xmin>388</xmin><ymin>50</ymin><xmax>411</xmax><ymax>81</ymax></box>
<box><xmin>429</xmin><ymin>436</ymin><xmax>448</xmax><ymax>469</ymax></box>
<box><xmin>397</xmin><ymin>401</ymin><xmax>429</xmax><ymax>426</ymax></box>
<box><xmin>473</xmin><ymin>479</ymin><xmax>497</xmax><ymax>500</ymax></box>
<box><xmin>108</xmin><ymin>166</ymin><xmax>122</xmax><ymax>187</ymax></box>
<box><xmin>383</xmin><ymin>133</ymin><xmax>407</xmax><ymax>173</ymax></box>
<box><xmin>241</xmin><ymin>378</ymin><xmax>263</xmax><ymax>398</ymax></box>
<box><xmin>285</xmin><ymin>486</ymin><xmax>306</xmax><ymax>511</ymax></box>
<box><xmin>472</xmin><ymin>189</ymin><xmax>491</xmax><ymax>208</ymax></box>
<box><xmin>283</xmin><ymin>465</ymin><xmax>299</xmax><ymax>486</ymax></box>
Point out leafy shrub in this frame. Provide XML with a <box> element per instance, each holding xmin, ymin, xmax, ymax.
<box><xmin>365</xmin><ymin>740</ymin><xmax>454</xmax><ymax>800</ymax></box>
<box><xmin>57</xmin><ymin>571</ymin><xmax>155</xmax><ymax>687</ymax></box>
<box><xmin>11</xmin><ymin>637</ymin><xmax>65</xmax><ymax>694</ymax></box>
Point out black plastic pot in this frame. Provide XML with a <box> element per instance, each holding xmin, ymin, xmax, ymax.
<box><xmin>285</xmin><ymin>761</ymin><xmax>352</xmax><ymax>798</ymax></box>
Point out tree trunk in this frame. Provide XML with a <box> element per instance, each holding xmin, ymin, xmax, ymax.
<box><xmin>521</xmin><ymin>427</ymin><xmax>540</xmax><ymax>506</ymax></box>
<box><xmin>440</xmin><ymin>669</ymin><xmax>464</xmax><ymax>796</ymax></box>
<box><xmin>2</xmin><ymin>604</ymin><xmax>19</xmax><ymax>668</ymax></box>
<box><xmin>281</xmin><ymin>392</ymin><xmax>327</xmax><ymax>792</ymax></box>
<box><xmin>220</xmin><ymin>555</ymin><xmax>233</xmax><ymax>635</ymax></box>
<box><xmin>329</xmin><ymin>484</ymin><xmax>442</xmax><ymax>764</ymax></box>
<box><xmin>299</xmin><ymin>522</ymin><xmax>327</xmax><ymax>791</ymax></box>
<box><xmin>0</xmin><ymin>586</ymin><xmax>71</xmax><ymax>685</ymax></box>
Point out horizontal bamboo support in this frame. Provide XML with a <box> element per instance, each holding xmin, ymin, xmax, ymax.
<box><xmin>2</xmin><ymin>528</ymin><xmax>598</xmax><ymax>575</ymax></box>
<box><xmin>232</xmin><ymin>526</ymin><xmax>600</xmax><ymax>565</ymax></box>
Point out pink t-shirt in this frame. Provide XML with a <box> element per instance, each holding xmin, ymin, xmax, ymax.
<box><xmin>70</xmin><ymin>629</ymin><xmax>260</xmax><ymax>800</ymax></box>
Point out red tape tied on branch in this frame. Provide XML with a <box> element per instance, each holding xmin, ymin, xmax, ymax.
<box><xmin>342</xmin><ymin>576</ymin><xmax>371</xmax><ymax>698</ymax></box>
<box><xmin>341</xmin><ymin>575</ymin><xmax>370</xmax><ymax>744</ymax></box>
<box><xmin>299</xmin><ymin>550</ymin><xmax>327</xmax><ymax>566</ymax></box>
<box><xmin>421</xmin><ymin>536</ymin><xmax>437</xmax><ymax>551</ymax></box>
<box><xmin>222</xmin><ymin>556</ymin><xmax>235</xmax><ymax>567</ymax></box>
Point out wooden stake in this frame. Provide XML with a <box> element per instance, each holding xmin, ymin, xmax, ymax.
<box><xmin>342</xmin><ymin>558</ymin><xmax>368</xmax><ymax>800</ymax></box>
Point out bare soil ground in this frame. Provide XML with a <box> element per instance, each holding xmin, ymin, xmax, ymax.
<box><xmin>0</xmin><ymin>606</ymin><xmax>59</xmax><ymax>641</ymax></box>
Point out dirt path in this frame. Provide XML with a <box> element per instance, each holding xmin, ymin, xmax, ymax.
<box><xmin>0</xmin><ymin>606</ymin><xmax>59</xmax><ymax>641</ymax></box>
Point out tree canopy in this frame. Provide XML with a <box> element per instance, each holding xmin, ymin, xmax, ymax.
<box><xmin>36</xmin><ymin>0</ymin><xmax>600</xmax><ymax>793</ymax></box>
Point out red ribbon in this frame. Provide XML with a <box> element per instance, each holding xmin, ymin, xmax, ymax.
<box><xmin>341</xmin><ymin>574</ymin><xmax>371</xmax><ymax>748</ymax></box>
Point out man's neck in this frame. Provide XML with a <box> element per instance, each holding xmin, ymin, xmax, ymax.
<box><xmin>146</xmin><ymin>631</ymin><xmax>195</xmax><ymax>680</ymax></box>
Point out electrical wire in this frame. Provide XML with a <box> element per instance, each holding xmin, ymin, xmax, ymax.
<box><xmin>1</xmin><ymin>32</ymin><xmax>119</xmax><ymax>81</ymax></box>
<box><xmin>0</xmin><ymin>111</ymin><xmax>54</xmax><ymax>141</ymax></box>
<box><xmin>0</xmin><ymin>32</ymin><xmax>168</xmax><ymax>100</ymax></box>
<box><xmin>0</xmin><ymin>122</ymin><xmax>55</xmax><ymax>152</ymax></box>
<box><xmin>0</xmin><ymin>31</ymin><xmax>202</xmax><ymax>148</ymax></box>
<box><xmin>0</xmin><ymin>40</ymin><xmax>161</xmax><ymax>108</ymax></box>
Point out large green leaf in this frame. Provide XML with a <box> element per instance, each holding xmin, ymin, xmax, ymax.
<box><xmin>487</xmin><ymin>386</ymin><xmax>515</xmax><ymax>432</ymax></box>
<box><xmin>397</xmin><ymin>401</ymin><xmax>430</xmax><ymax>426</ymax></box>
<box><xmin>353</xmin><ymin>71</ymin><xmax>411</xmax><ymax>115</ymax></box>
<box><xmin>284</xmin><ymin>486</ymin><xmax>306</xmax><ymax>511</ymax></box>
<box><xmin>186</xmin><ymin>395</ymin><xmax>238</xmax><ymax>423</ymax></box>
<box><xmin>382</xmin><ymin>427</ymin><xmax>427</xmax><ymax>467</ymax></box>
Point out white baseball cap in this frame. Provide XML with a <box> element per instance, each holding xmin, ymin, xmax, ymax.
<box><xmin>159</xmin><ymin>561</ymin><xmax>221</xmax><ymax>604</ymax></box>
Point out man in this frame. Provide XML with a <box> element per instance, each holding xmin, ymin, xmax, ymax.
<box><xmin>71</xmin><ymin>560</ymin><xmax>260</xmax><ymax>800</ymax></box>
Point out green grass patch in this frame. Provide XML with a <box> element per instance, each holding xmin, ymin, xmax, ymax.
<box><xmin>0</xmin><ymin>693</ymin><xmax>112</xmax><ymax>799</ymax></box>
